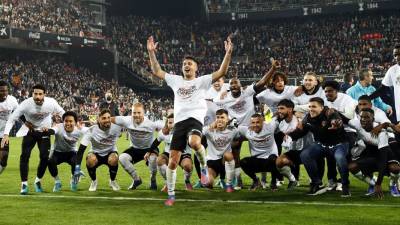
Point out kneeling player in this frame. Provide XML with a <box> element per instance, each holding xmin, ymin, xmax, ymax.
<box><xmin>348</xmin><ymin>108</ymin><xmax>400</xmax><ymax>198</ymax></box>
<box><xmin>78</xmin><ymin>109</ymin><xmax>122</xmax><ymax>192</ymax></box>
<box><xmin>157</xmin><ymin>113</ymin><xmax>193</xmax><ymax>192</ymax></box>
<box><xmin>274</xmin><ymin>100</ymin><xmax>301</xmax><ymax>190</ymax></box>
<box><xmin>204</xmin><ymin>109</ymin><xmax>237</xmax><ymax>192</ymax></box>
<box><xmin>113</xmin><ymin>103</ymin><xmax>164</xmax><ymax>190</ymax></box>
<box><xmin>238</xmin><ymin>114</ymin><xmax>280</xmax><ymax>191</ymax></box>
<box><xmin>47</xmin><ymin>111</ymin><xmax>87</xmax><ymax>192</ymax></box>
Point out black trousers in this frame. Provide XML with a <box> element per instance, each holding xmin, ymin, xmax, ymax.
<box><xmin>20</xmin><ymin>132</ymin><xmax>51</xmax><ymax>181</ymax></box>
<box><xmin>241</xmin><ymin>155</ymin><xmax>278</xmax><ymax>185</ymax></box>
<box><xmin>48</xmin><ymin>151</ymin><xmax>77</xmax><ymax>177</ymax></box>
<box><xmin>0</xmin><ymin>138</ymin><xmax>9</xmax><ymax>167</ymax></box>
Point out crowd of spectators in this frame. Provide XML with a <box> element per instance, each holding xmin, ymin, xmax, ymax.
<box><xmin>109</xmin><ymin>10</ymin><xmax>399</xmax><ymax>80</ymax></box>
<box><xmin>0</xmin><ymin>56</ymin><xmax>172</xmax><ymax>121</ymax></box>
<box><xmin>0</xmin><ymin>0</ymin><xmax>101</xmax><ymax>38</ymax></box>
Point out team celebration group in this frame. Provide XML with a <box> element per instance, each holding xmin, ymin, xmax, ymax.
<box><xmin>0</xmin><ymin>36</ymin><xmax>400</xmax><ymax>206</ymax></box>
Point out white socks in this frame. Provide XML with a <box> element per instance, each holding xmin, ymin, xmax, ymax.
<box><xmin>148</xmin><ymin>154</ymin><xmax>157</xmax><ymax>181</ymax></box>
<box><xmin>166</xmin><ymin>167</ymin><xmax>177</xmax><ymax>196</ymax></box>
<box><xmin>278</xmin><ymin>166</ymin><xmax>296</xmax><ymax>182</ymax></box>
<box><xmin>158</xmin><ymin>164</ymin><xmax>168</xmax><ymax>181</ymax></box>
<box><xmin>194</xmin><ymin>146</ymin><xmax>207</xmax><ymax>169</ymax></box>
<box><xmin>225</xmin><ymin>160</ymin><xmax>235</xmax><ymax>185</ymax></box>
<box><xmin>353</xmin><ymin>171</ymin><xmax>375</xmax><ymax>186</ymax></box>
<box><xmin>119</xmin><ymin>153</ymin><xmax>139</xmax><ymax>180</ymax></box>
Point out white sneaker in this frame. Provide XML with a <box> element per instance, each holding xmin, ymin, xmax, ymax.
<box><xmin>327</xmin><ymin>180</ymin><xmax>337</xmax><ymax>191</ymax></box>
<box><xmin>89</xmin><ymin>180</ymin><xmax>98</xmax><ymax>192</ymax></box>
<box><xmin>277</xmin><ymin>180</ymin><xmax>284</xmax><ymax>187</ymax></box>
<box><xmin>109</xmin><ymin>180</ymin><xmax>120</xmax><ymax>191</ymax></box>
<box><xmin>335</xmin><ymin>183</ymin><xmax>343</xmax><ymax>191</ymax></box>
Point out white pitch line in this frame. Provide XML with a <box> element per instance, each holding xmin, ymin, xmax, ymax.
<box><xmin>0</xmin><ymin>194</ymin><xmax>399</xmax><ymax>208</ymax></box>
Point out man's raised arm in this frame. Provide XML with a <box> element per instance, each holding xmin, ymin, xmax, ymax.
<box><xmin>147</xmin><ymin>36</ymin><xmax>166</xmax><ymax>79</ymax></box>
<box><xmin>212</xmin><ymin>36</ymin><xmax>233</xmax><ymax>83</ymax></box>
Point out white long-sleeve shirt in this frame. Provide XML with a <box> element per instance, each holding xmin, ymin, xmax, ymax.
<box><xmin>4</xmin><ymin>97</ymin><xmax>65</xmax><ymax>136</ymax></box>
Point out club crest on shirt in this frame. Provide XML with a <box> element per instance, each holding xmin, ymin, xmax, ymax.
<box><xmin>32</xmin><ymin>112</ymin><xmax>50</xmax><ymax>120</ymax></box>
<box><xmin>130</xmin><ymin>130</ymin><xmax>150</xmax><ymax>138</ymax></box>
<box><xmin>230</xmin><ymin>100</ymin><xmax>246</xmax><ymax>113</ymax></box>
<box><xmin>214</xmin><ymin>136</ymin><xmax>230</xmax><ymax>150</ymax></box>
<box><xmin>177</xmin><ymin>86</ymin><xmax>197</xmax><ymax>99</ymax></box>
<box><xmin>100</xmin><ymin>135</ymin><xmax>117</xmax><ymax>145</ymax></box>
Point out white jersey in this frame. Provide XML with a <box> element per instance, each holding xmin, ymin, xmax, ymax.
<box><xmin>157</xmin><ymin>131</ymin><xmax>191</xmax><ymax>154</ymax></box>
<box><xmin>81</xmin><ymin>124</ymin><xmax>122</xmax><ymax>156</ymax></box>
<box><xmin>114</xmin><ymin>116</ymin><xmax>163</xmax><ymax>149</ymax></box>
<box><xmin>52</xmin><ymin>124</ymin><xmax>88</xmax><ymax>152</ymax></box>
<box><xmin>204</xmin><ymin>100</ymin><xmax>221</xmax><ymax>126</ymax></box>
<box><xmin>292</xmin><ymin>86</ymin><xmax>325</xmax><ymax>105</ymax></box>
<box><xmin>349</xmin><ymin>121</ymin><xmax>389</xmax><ymax>158</ymax></box>
<box><xmin>273</xmin><ymin>116</ymin><xmax>307</xmax><ymax>152</ymax></box>
<box><xmin>256</xmin><ymin>86</ymin><xmax>297</xmax><ymax>113</ymax></box>
<box><xmin>382</xmin><ymin>64</ymin><xmax>400</xmax><ymax>122</ymax></box>
<box><xmin>205</xmin><ymin>83</ymin><xmax>230</xmax><ymax>100</ymax></box>
<box><xmin>0</xmin><ymin>95</ymin><xmax>18</xmax><ymax>138</ymax></box>
<box><xmin>238</xmin><ymin>121</ymin><xmax>278</xmax><ymax>159</ymax></box>
<box><xmin>215</xmin><ymin>84</ymin><xmax>256</xmax><ymax>126</ymax></box>
<box><xmin>165</xmin><ymin>73</ymin><xmax>212</xmax><ymax>125</ymax></box>
<box><xmin>325</xmin><ymin>92</ymin><xmax>357</xmax><ymax>132</ymax></box>
<box><xmin>4</xmin><ymin>97</ymin><xmax>65</xmax><ymax>135</ymax></box>
<box><xmin>203</xmin><ymin>127</ymin><xmax>239</xmax><ymax>160</ymax></box>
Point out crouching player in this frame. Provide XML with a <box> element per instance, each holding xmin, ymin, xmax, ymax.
<box><xmin>78</xmin><ymin>109</ymin><xmax>122</xmax><ymax>191</ymax></box>
<box><xmin>204</xmin><ymin>109</ymin><xmax>237</xmax><ymax>192</ymax></box>
<box><xmin>157</xmin><ymin>113</ymin><xmax>193</xmax><ymax>192</ymax></box>
<box><xmin>47</xmin><ymin>111</ymin><xmax>88</xmax><ymax>192</ymax></box>
<box><xmin>348</xmin><ymin>108</ymin><xmax>400</xmax><ymax>198</ymax></box>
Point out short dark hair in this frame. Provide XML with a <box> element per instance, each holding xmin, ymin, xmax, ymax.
<box><xmin>167</xmin><ymin>113</ymin><xmax>174</xmax><ymax>119</ymax></box>
<box><xmin>62</xmin><ymin>111</ymin><xmax>78</xmax><ymax>122</ymax></box>
<box><xmin>183</xmin><ymin>55</ymin><xmax>199</xmax><ymax>65</ymax></box>
<box><xmin>358</xmin><ymin>95</ymin><xmax>372</xmax><ymax>102</ymax></box>
<box><xmin>0</xmin><ymin>80</ymin><xmax>9</xmax><ymax>87</ymax></box>
<box><xmin>358</xmin><ymin>69</ymin><xmax>371</xmax><ymax>81</ymax></box>
<box><xmin>395</xmin><ymin>44</ymin><xmax>400</xmax><ymax>49</ymax></box>
<box><xmin>32</xmin><ymin>84</ymin><xmax>46</xmax><ymax>93</ymax></box>
<box><xmin>216</xmin><ymin>109</ymin><xmax>229</xmax><ymax>116</ymax></box>
<box><xmin>322</xmin><ymin>80</ymin><xmax>340</xmax><ymax>91</ymax></box>
<box><xmin>360</xmin><ymin>108</ymin><xmax>375</xmax><ymax>115</ymax></box>
<box><xmin>277</xmin><ymin>99</ymin><xmax>294</xmax><ymax>109</ymax></box>
<box><xmin>343</xmin><ymin>72</ymin><xmax>353</xmax><ymax>83</ymax></box>
<box><xmin>251</xmin><ymin>113</ymin><xmax>264</xmax><ymax>119</ymax></box>
<box><xmin>309</xmin><ymin>97</ymin><xmax>324</xmax><ymax>106</ymax></box>
<box><xmin>99</xmin><ymin>108</ymin><xmax>111</xmax><ymax>117</ymax></box>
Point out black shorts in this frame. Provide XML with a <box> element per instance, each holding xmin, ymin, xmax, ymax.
<box><xmin>50</xmin><ymin>151</ymin><xmax>76</xmax><ymax>165</ymax></box>
<box><xmin>89</xmin><ymin>152</ymin><xmax>118</xmax><ymax>168</ymax></box>
<box><xmin>170</xmin><ymin>118</ymin><xmax>203</xmax><ymax>151</ymax></box>
<box><xmin>123</xmin><ymin>147</ymin><xmax>159</xmax><ymax>164</ymax></box>
<box><xmin>356</xmin><ymin>146</ymin><xmax>399</xmax><ymax>174</ymax></box>
<box><xmin>207</xmin><ymin>158</ymin><xmax>225</xmax><ymax>179</ymax></box>
<box><xmin>0</xmin><ymin>138</ymin><xmax>9</xmax><ymax>167</ymax></box>
<box><xmin>283</xmin><ymin>150</ymin><xmax>302</xmax><ymax>166</ymax></box>
<box><xmin>162</xmin><ymin>152</ymin><xmax>192</xmax><ymax>164</ymax></box>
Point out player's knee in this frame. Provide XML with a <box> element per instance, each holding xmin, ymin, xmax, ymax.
<box><xmin>108</xmin><ymin>153</ymin><xmax>119</xmax><ymax>166</ymax></box>
<box><xmin>223</xmin><ymin>152</ymin><xmax>234</xmax><ymax>162</ymax></box>
<box><xmin>276</xmin><ymin>157</ymin><xmax>286</xmax><ymax>168</ymax></box>
<box><xmin>86</xmin><ymin>154</ymin><xmax>98</xmax><ymax>168</ymax></box>
<box><xmin>388</xmin><ymin>163</ymin><xmax>400</xmax><ymax>174</ymax></box>
<box><xmin>119</xmin><ymin>153</ymin><xmax>130</xmax><ymax>164</ymax></box>
<box><xmin>168</xmin><ymin>158</ymin><xmax>179</xmax><ymax>170</ymax></box>
<box><xmin>188</xmin><ymin>135</ymin><xmax>202</xmax><ymax>150</ymax></box>
<box><xmin>348</xmin><ymin>162</ymin><xmax>358</xmax><ymax>173</ymax></box>
<box><xmin>181</xmin><ymin>160</ymin><xmax>192</xmax><ymax>172</ymax></box>
<box><xmin>157</xmin><ymin>156</ymin><xmax>166</xmax><ymax>166</ymax></box>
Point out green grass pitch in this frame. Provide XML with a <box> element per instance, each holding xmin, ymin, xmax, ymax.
<box><xmin>1</xmin><ymin>136</ymin><xmax>400</xmax><ymax>225</ymax></box>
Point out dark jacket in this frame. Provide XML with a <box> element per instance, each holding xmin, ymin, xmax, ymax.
<box><xmin>289</xmin><ymin>107</ymin><xmax>347</xmax><ymax>146</ymax></box>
